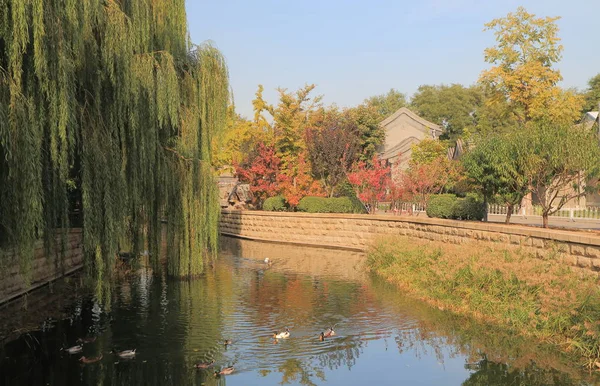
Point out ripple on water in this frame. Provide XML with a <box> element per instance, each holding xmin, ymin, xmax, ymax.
<box><xmin>1</xmin><ymin>240</ymin><xmax>595</xmax><ymax>386</ymax></box>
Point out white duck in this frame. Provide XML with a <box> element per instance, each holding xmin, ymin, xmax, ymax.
<box><xmin>273</xmin><ymin>328</ymin><xmax>290</xmax><ymax>339</ymax></box>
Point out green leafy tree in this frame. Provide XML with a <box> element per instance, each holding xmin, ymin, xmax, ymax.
<box><xmin>461</xmin><ymin>133</ymin><xmax>531</xmax><ymax>224</ymax></box>
<box><xmin>364</xmin><ymin>88</ymin><xmax>407</xmax><ymax>121</ymax></box>
<box><xmin>0</xmin><ymin>0</ymin><xmax>229</xmax><ymax>281</ymax></box>
<box><xmin>342</xmin><ymin>104</ymin><xmax>385</xmax><ymax>163</ymax></box>
<box><xmin>523</xmin><ymin>121</ymin><xmax>600</xmax><ymax>228</ymax></box>
<box><xmin>583</xmin><ymin>73</ymin><xmax>600</xmax><ymax>112</ymax></box>
<box><xmin>410</xmin><ymin>84</ymin><xmax>483</xmax><ymax>142</ymax></box>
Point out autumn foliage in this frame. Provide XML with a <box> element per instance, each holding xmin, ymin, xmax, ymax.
<box><xmin>235</xmin><ymin>143</ymin><xmax>281</xmax><ymax>204</ymax></box>
<box><xmin>347</xmin><ymin>157</ymin><xmax>391</xmax><ymax>213</ymax></box>
<box><xmin>277</xmin><ymin>153</ymin><xmax>325</xmax><ymax>207</ymax></box>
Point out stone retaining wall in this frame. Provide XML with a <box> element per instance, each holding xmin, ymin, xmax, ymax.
<box><xmin>220</xmin><ymin>210</ymin><xmax>600</xmax><ymax>277</ymax></box>
<box><xmin>0</xmin><ymin>229</ymin><xmax>83</xmax><ymax>304</ymax></box>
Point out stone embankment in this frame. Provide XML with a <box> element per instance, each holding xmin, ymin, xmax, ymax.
<box><xmin>220</xmin><ymin>210</ymin><xmax>600</xmax><ymax>277</ymax></box>
<box><xmin>0</xmin><ymin>229</ymin><xmax>83</xmax><ymax>305</ymax></box>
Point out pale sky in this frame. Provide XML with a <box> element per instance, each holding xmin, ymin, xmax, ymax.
<box><xmin>186</xmin><ymin>0</ymin><xmax>600</xmax><ymax>119</ymax></box>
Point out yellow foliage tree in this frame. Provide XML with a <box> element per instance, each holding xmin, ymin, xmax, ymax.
<box><xmin>212</xmin><ymin>107</ymin><xmax>255</xmax><ymax>173</ymax></box>
<box><xmin>271</xmin><ymin>84</ymin><xmax>322</xmax><ymax>166</ymax></box>
<box><xmin>479</xmin><ymin>7</ymin><xmax>583</xmax><ymax>127</ymax></box>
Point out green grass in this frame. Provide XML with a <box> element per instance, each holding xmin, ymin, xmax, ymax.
<box><xmin>367</xmin><ymin>237</ymin><xmax>600</xmax><ymax>367</ymax></box>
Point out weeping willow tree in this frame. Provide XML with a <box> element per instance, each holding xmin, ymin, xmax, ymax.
<box><xmin>0</xmin><ymin>0</ymin><xmax>228</xmax><ymax>286</ymax></box>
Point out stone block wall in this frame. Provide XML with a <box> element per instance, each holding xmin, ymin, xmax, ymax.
<box><xmin>220</xmin><ymin>210</ymin><xmax>600</xmax><ymax>277</ymax></box>
<box><xmin>0</xmin><ymin>229</ymin><xmax>83</xmax><ymax>304</ymax></box>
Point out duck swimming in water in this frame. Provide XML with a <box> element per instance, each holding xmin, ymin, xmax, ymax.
<box><xmin>214</xmin><ymin>366</ymin><xmax>235</xmax><ymax>376</ymax></box>
<box><xmin>223</xmin><ymin>339</ymin><xmax>233</xmax><ymax>345</ymax></box>
<box><xmin>113</xmin><ymin>349</ymin><xmax>136</xmax><ymax>358</ymax></box>
<box><xmin>195</xmin><ymin>359</ymin><xmax>215</xmax><ymax>369</ymax></box>
<box><xmin>323</xmin><ymin>327</ymin><xmax>335</xmax><ymax>337</ymax></box>
<box><xmin>79</xmin><ymin>354</ymin><xmax>103</xmax><ymax>364</ymax></box>
<box><xmin>273</xmin><ymin>328</ymin><xmax>290</xmax><ymax>339</ymax></box>
<box><xmin>64</xmin><ymin>345</ymin><xmax>83</xmax><ymax>354</ymax></box>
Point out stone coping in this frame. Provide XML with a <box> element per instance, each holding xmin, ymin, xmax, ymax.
<box><xmin>222</xmin><ymin>210</ymin><xmax>600</xmax><ymax>247</ymax></box>
<box><xmin>221</xmin><ymin>232</ymin><xmax>366</xmax><ymax>252</ymax></box>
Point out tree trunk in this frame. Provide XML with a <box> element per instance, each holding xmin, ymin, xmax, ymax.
<box><xmin>542</xmin><ymin>213</ymin><xmax>549</xmax><ymax>228</ymax></box>
<box><xmin>504</xmin><ymin>204</ymin><xmax>513</xmax><ymax>224</ymax></box>
<box><xmin>483</xmin><ymin>197</ymin><xmax>488</xmax><ymax>222</ymax></box>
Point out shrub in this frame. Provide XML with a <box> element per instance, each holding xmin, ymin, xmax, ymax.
<box><xmin>427</xmin><ymin>194</ymin><xmax>485</xmax><ymax>221</ymax></box>
<box><xmin>297</xmin><ymin>196</ymin><xmax>366</xmax><ymax>214</ymax></box>
<box><xmin>336</xmin><ymin>179</ymin><xmax>357</xmax><ymax>198</ymax></box>
<box><xmin>263</xmin><ymin>196</ymin><xmax>287</xmax><ymax>211</ymax></box>
<box><xmin>426</xmin><ymin>194</ymin><xmax>457</xmax><ymax>219</ymax></box>
<box><xmin>453</xmin><ymin>195</ymin><xmax>485</xmax><ymax>221</ymax></box>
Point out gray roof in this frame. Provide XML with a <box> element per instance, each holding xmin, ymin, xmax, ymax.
<box><xmin>380</xmin><ymin>107</ymin><xmax>443</xmax><ymax>134</ymax></box>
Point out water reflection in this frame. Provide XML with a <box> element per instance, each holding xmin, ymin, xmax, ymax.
<box><xmin>0</xmin><ymin>237</ymin><xmax>598</xmax><ymax>385</ymax></box>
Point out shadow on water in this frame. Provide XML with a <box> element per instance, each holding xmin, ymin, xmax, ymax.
<box><xmin>0</xmin><ymin>236</ymin><xmax>598</xmax><ymax>385</ymax></box>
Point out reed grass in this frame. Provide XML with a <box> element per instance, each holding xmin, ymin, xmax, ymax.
<box><xmin>366</xmin><ymin>237</ymin><xmax>600</xmax><ymax>367</ymax></box>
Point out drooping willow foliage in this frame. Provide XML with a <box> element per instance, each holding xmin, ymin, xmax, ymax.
<box><xmin>0</xmin><ymin>0</ymin><xmax>228</xmax><ymax>282</ymax></box>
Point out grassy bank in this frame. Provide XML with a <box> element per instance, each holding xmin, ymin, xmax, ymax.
<box><xmin>366</xmin><ymin>237</ymin><xmax>600</xmax><ymax>367</ymax></box>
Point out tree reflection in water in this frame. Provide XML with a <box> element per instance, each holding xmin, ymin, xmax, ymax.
<box><xmin>1</xmin><ymin>237</ymin><xmax>599</xmax><ymax>385</ymax></box>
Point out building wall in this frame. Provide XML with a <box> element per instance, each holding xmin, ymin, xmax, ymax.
<box><xmin>220</xmin><ymin>210</ymin><xmax>600</xmax><ymax>277</ymax></box>
<box><xmin>378</xmin><ymin>108</ymin><xmax>442</xmax><ymax>172</ymax></box>
<box><xmin>382</xmin><ymin>115</ymin><xmax>430</xmax><ymax>153</ymax></box>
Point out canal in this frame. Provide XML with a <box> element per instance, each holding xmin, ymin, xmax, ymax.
<box><xmin>0</xmin><ymin>236</ymin><xmax>596</xmax><ymax>385</ymax></box>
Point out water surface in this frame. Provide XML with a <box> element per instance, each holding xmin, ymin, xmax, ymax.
<box><xmin>0</xmin><ymin>237</ymin><xmax>596</xmax><ymax>385</ymax></box>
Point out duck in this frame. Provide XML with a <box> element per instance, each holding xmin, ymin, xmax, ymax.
<box><xmin>264</xmin><ymin>257</ymin><xmax>272</xmax><ymax>265</ymax></box>
<box><xmin>223</xmin><ymin>339</ymin><xmax>233</xmax><ymax>345</ymax></box>
<box><xmin>64</xmin><ymin>345</ymin><xmax>83</xmax><ymax>354</ymax></box>
<box><xmin>273</xmin><ymin>328</ymin><xmax>290</xmax><ymax>339</ymax></box>
<box><xmin>77</xmin><ymin>336</ymin><xmax>97</xmax><ymax>344</ymax></box>
<box><xmin>194</xmin><ymin>359</ymin><xmax>215</xmax><ymax>369</ymax></box>
<box><xmin>323</xmin><ymin>327</ymin><xmax>336</xmax><ymax>337</ymax></box>
<box><xmin>214</xmin><ymin>366</ymin><xmax>235</xmax><ymax>376</ymax></box>
<box><xmin>319</xmin><ymin>332</ymin><xmax>325</xmax><ymax>341</ymax></box>
<box><xmin>79</xmin><ymin>354</ymin><xmax>103</xmax><ymax>364</ymax></box>
<box><xmin>113</xmin><ymin>349</ymin><xmax>136</xmax><ymax>358</ymax></box>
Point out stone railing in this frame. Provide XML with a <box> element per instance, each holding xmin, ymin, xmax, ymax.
<box><xmin>220</xmin><ymin>210</ymin><xmax>600</xmax><ymax>277</ymax></box>
<box><xmin>0</xmin><ymin>229</ymin><xmax>83</xmax><ymax>305</ymax></box>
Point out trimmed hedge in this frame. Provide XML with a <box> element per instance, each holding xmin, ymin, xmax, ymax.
<box><xmin>426</xmin><ymin>194</ymin><xmax>457</xmax><ymax>219</ymax></box>
<box><xmin>297</xmin><ymin>196</ymin><xmax>366</xmax><ymax>214</ymax></box>
<box><xmin>263</xmin><ymin>196</ymin><xmax>287</xmax><ymax>211</ymax></box>
<box><xmin>427</xmin><ymin>194</ymin><xmax>485</xmax><ymax>221</ymax></box>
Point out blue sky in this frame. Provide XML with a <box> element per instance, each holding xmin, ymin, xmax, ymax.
<box><xmin>186</xmin><ymin>0</ymin><xmax>600</xmax><ymax>119</ymax></box>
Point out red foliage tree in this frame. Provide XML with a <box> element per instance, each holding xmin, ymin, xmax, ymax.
<box><xmin>347</xmin><ymin>156</ymin><xmax>391</xmax><ymax>213</ymax></box>
<box><xmin>235</xmin><ymin>143</ymin><xmax>281</xmax><ymax>205</ymax></box>
<box><xmin>398</xmin><ymin>158</ymin><xmax>451</xmax><ymax>210</ymax></box>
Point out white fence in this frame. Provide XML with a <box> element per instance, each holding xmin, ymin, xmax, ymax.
<box><xmin>375</xmin><ymin>202</ymin><xmax>600</xmax><ymax>221</ymax></box>
<box><xmin>375</xmin><ymin>202</ymin><xmax>427</xmax><ymax>215</ymax></box>
<box><xmin>488</xmin><ymin>204</ymin><xmax>600</xmax><ymax>220</ymax></box>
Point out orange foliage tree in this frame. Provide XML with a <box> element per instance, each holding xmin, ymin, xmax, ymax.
<box><xmin>277</xmin><ymin>153</ymin><xmax>325</xmax><ymax>208</ymax></box>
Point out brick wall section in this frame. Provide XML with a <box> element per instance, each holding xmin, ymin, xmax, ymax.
<box><xmin>0</xmin><ymin>229</ymin><xmax>83</xmax><ymax>304</ymax></box>
<box><xmin>220</xmin><ymin>210</ymin><xmax>600</xmax><ymax>277</ymax></box>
